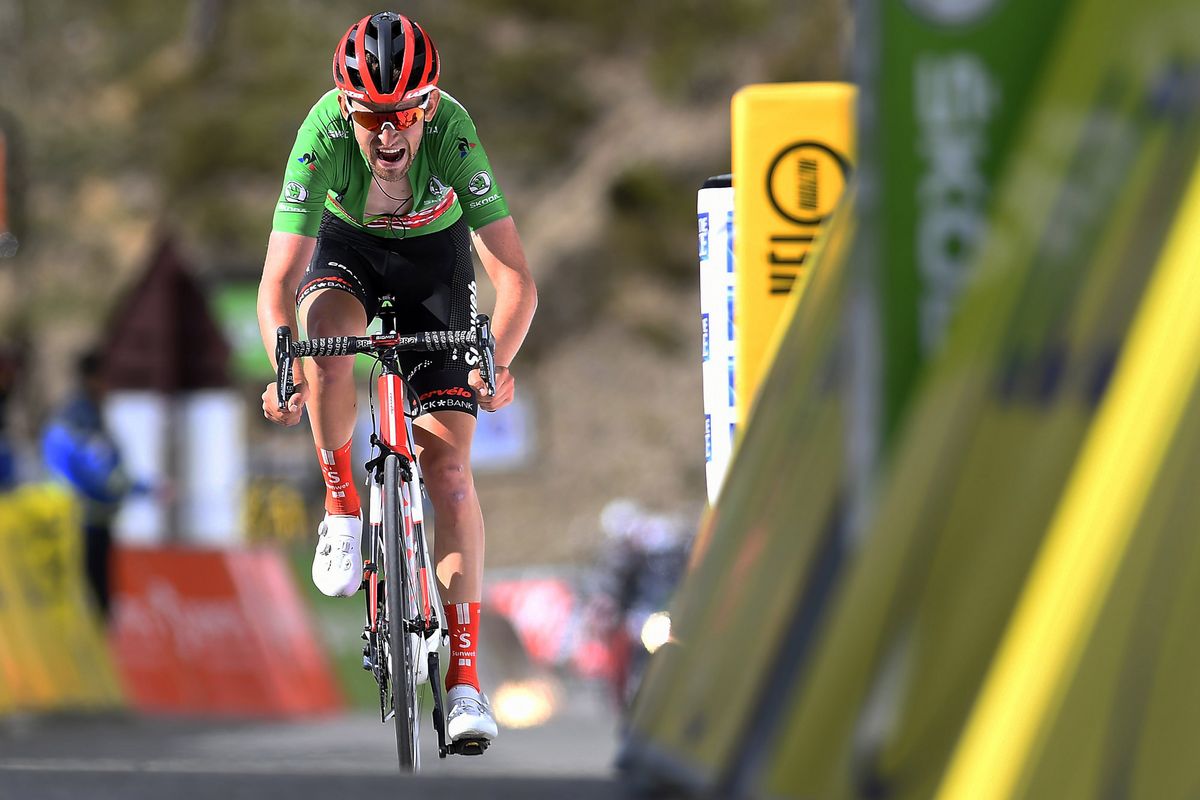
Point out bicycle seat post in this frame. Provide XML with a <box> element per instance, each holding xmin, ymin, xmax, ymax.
<box><xmin>377</xmin><ymin>295</ymin><xmax>398</xmax><ymax>336</ymax></box>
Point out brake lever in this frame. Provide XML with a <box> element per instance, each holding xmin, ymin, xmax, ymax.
<box><xmin>475</xmin><ymin>314</ymin><xmax>497</xmax><ymax>402</ymax></box>
<box><xmin>275</xmin><ymin>326</ymin><xmax>296</xmax><ymax>411</ymax></box>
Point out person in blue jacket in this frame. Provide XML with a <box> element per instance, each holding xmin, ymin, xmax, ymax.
<box><xmin>41</xmin><ymin>350</ymin><xmax>137</xmax><ymax>621</ymax></box>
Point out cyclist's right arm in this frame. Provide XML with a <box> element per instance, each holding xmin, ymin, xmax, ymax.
<box><xmin>258</xmin><ymin>231</ymin><xmax>316</xmax><ymax>426</ymax></box>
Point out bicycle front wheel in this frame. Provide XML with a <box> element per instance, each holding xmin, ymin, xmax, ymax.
<box><xmin>383</xmin><ymin>453</ymin><xmax>421</xmax><ymax>771</ymax></box>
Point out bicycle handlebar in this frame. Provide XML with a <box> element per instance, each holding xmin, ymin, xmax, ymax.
<box><xmin>276</xmin><ymin>316</ymin><xmax>497</xmax><ymax>411</ymax></box>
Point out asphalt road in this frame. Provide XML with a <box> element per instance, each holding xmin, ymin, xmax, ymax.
<box><xmin>0</xmin><ymin>687</ymin><xmax>630</xmax><ymax>800</ymax></box>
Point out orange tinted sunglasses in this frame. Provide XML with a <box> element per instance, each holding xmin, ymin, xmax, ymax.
<box><xmin>347</xmin><ymin>95</ymin><xmax>431</xmax><ymax>132</ymax></box>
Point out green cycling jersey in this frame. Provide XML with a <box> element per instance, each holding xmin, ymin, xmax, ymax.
<box><xmin>272</xmin><ymin>89</ymin><xmax>510</xmax><ymax>239</ymax></box>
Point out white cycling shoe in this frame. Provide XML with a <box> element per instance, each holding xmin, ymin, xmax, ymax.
<box><xmin>311</xmin><ymin>514</ymin><xmax>363</xmax><ymax>597</ymax></box>
<box><xmin>446</xmin><ymin>685</ymin><xmax>498</xmax><ymax>743</ymax></box>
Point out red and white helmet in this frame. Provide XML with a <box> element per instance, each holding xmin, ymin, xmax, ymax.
<box><xmin>332</xmin><ymin>12</ymin><xmax>440</xmax><ymax>104</ymax></box>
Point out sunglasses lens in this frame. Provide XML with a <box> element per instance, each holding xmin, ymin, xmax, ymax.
<box><xmin>393</xmin><ymin>108</ymin><xmax>423</xmax><ymax>128</ymax></box>
<box><xmin>351</xmin><ymin>108</ymin><xmax>424</xmax><ymax>131</ymax></box>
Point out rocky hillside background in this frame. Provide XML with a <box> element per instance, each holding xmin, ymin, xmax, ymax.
<box><xmin>0</xmin><ymin>0</ymin><xmax>848</xmax><ymax>564</ymax></box>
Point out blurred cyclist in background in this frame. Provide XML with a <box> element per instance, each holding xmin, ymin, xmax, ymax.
<box><xmin>257</xmin><ymin>11</ymin><xmax>537</xmax><ymax>746</ymax></box>
<box><xmin>590</xmin><ymin>499</ymin><xmax>693</xmax><ymax>712</ymax></box>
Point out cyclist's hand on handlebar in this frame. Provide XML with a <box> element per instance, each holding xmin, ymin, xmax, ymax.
<box><xmin>470</xmin><ymin>365</ymin><xmax>513</xmax><ymax>412</ymax></box>
<box><xmin>261</xmin><ymin>378</ymin><xmax>309</xmax><ymax>426</ymax></box>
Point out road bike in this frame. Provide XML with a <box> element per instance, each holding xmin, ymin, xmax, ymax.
<box><xmin>275</xmin><ymin>296</ymin><xmax>496</xmax><ymax>772</ymax></box>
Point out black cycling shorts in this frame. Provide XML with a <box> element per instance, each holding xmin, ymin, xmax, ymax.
<box><xmin>296</xmin><ymin>211</ymin><xmax>480</xmax><ymax>417</ymax></box>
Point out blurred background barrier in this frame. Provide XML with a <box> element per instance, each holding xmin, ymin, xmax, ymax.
<box><xmin>0</xmin><ymin>485</ymin><xmax>124</xmax><ymax>713</ymax></box>
<box><xmin>622</xmin><ymin>186</ymin><xmax>856</xmax><ymax>792</ymax></box>
<box><xmin>698</xmin><ymin>174</ymin><xmax>736</xmax><ymax>505</ymax></box>
<box><xmin>875</xmin><ymin>0</ymin><xmax>1073</xmax><ymax>441</ymax></box>
<box><xmin>758</xmin><ymin>0</ymin><xmax>1200</xmax><ymax>796</ymax></box>
<box><xmin>623</xmin><ymin>0</ymin><xmax>1200</xmax><ymax>797</ymax></box>
<box><xmin>111</xmin><ymin>547</ymin><xmax>342</xmax><ymax>717</ymax></box>
<box><xmin>938</xmin><ymin>139</ymin><xmax>1200</xmax><ymax>800</ymax></box>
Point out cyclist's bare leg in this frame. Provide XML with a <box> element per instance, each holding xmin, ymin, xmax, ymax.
<box><xmin>413</xmin><ymin>410</ymin><xmax>483</xmax><ymax>603</ymax></box>
<box><xmin>414</xmin><ymin>408</ymin><xmax>495</xmax><ymax>738</ymax></box>
<box><xmin>298</xmin><ymin>287</ymin><xmax>368</xmax><ymax>597</ymax></box>
<box><xmin>297</xmin><ymin>288</ymin><xmax>366</xmax><ymax>450</ymax></box>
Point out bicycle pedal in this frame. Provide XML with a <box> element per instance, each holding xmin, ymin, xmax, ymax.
<box><xmin>449</xmin><ymin>738</ymin><xmax>490</xmax><ymax>756</ymax></box>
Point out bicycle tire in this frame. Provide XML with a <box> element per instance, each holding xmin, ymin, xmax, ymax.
<box><xmin>383</xmin><ymin>453</ymin><xmax>421</xmax><ymax>771</ymax></box>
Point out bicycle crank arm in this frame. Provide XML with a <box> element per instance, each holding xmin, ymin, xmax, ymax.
<box><xmin>430</xmin><ymin>651</ymin><xmax>449</xmax><ymax>758</ymax></box>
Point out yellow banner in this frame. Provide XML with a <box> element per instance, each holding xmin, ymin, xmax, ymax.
<box><xmin>732</xmin><ymin>82</ymin><xmax>854</xmax><ymax>424</ymax></box>
<box><xmin>0</xmin><ymin>486</ymin><xmax>124</xmax><ymax>712</ymax></box>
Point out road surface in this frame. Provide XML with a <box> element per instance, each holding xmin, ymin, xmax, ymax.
<box><xmin>0</xmin><ymin>686</ymin><xmax>629</xmax><ymax>799</ymax></box>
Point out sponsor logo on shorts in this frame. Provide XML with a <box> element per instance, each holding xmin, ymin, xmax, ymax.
<box><xmin>285</xmin><ymin>181</ymin><xmax>308</xmax><ymax>202</ymax></box>
<box><xmin>419</xmin><ymin>387</ymin><xmax>474</xmax><ymax>401</ymax></box>
<box><xmin>406</xmin><ymin>359</ymin><xmax>434</xmax><ymax>381</ymax></box>
<box><xmin>422</xmin><ymin>397</ymin><xmax>475</xmax><ymax>413</ymax></box>
<box><xmin>467</xmin><ymin>171</ymin><xmax>492</xmax><ymax>196</ymax></box>
<box><xmin>297</xmin><ymin>275</ymin><xmax>357</xmax><ymax>302</ymax></box>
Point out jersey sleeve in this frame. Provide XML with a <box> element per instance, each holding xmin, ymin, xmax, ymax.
<box><xmin>271</xmin><ymin>111</ymin><xmax>338</xmax><ymax>237</ymax></box>
<box><xmin>442</xmin><ymin>113</ymin><xmax>512</xmax><ymax>230</ymax></box>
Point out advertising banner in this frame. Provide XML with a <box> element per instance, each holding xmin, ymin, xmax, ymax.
<box><xmin>876</xmin><ymin>0</ymin><xmax>1072</xmax><ymax>438</ymax></box>
<box><xmin>0</xmin><ymin>486</ymin><xmax>123</xmax><ymax>711</ymax></box>
<box><xmin>759</xmin><ymin>0</ymin><xmax>1200</xmax><ymax>795</ymax></box>
<box><xmin>697</xmin><ymin>176</ymin><xmax>736</xmax><ymax>505</ymax></box>
<box><xmin>112</xmin><ymin>547</ymin><xmax>342</xmax><ymax>716</ymax></box>
<box><xmin>732</xmin><ymin>82</ymin><xmax>854</xmax><ymax>424</ymax></box>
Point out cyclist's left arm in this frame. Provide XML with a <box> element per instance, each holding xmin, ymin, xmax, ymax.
<box><xmin>471</xmin><ymin>216</ymin><xmax>537</xmax><ymax>411</ymax></box>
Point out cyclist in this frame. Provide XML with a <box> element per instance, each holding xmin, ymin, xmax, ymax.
<box><xmin>257</xmin><ymin>11</ymin><xmax>536</xmax><ymax>747</ymax></box>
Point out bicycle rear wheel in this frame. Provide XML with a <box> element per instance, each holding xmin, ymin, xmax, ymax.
<box><xmin>383</xmin><ymin>453</ymin><xmax>421</xmax><ymax>771</ymax></box>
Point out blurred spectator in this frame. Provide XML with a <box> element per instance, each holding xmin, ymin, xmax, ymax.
<box><xmin>590</xmin><ymin>498</ymin><xmax>694</xmax><ymax>711</ymax></box>
<box><xmin>41</xmin><ymin>350</ymin><xmax>140</xmax><ymax>621</ymax></box>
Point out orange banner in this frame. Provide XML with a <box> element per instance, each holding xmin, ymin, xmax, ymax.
<box><xmin>112</xmin><ymin>547</ymin><xmax>342</xmax><ymax>717</ymax></box>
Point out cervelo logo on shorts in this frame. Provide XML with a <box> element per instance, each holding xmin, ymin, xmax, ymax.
<box><xmin>419</xmin><ymin>387</ymin><xmax>473</xmax><ymax>401</ymax></box>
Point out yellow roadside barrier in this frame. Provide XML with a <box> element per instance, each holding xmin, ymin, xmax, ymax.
<box><xmin>0</xmin><ymin>485</ymin><xmax>124</xmax><ymax>712</ymax></box>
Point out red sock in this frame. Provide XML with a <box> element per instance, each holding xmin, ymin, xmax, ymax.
<box><xmin>317</xmin><ymin>438</ymin><xmax>360</xmax><ymax>516</ymax></box>
<box><xmin>445</xmin><ymin>602</ymin><xmax>481</xmax><ymax>691</ymax></box>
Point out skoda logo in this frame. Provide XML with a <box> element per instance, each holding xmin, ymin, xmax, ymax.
<box><xmin>285</xmin><ymin>181</ymin><xmax>308</xmax><ymax>202</ymax></box>
<box><xmin>468</xmin><ymin>171</ymin><xmax>492</xmax><ymax>196</ymax></box>
<box><xmin>906</xmin><ymin>0</ymin><xmax>1000</xmax><ymax>25</ymax></box>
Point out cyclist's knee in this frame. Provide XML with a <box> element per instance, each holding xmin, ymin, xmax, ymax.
<box><xmin>300</xmin><ymin>289</ymin><xmax>366</xmax><ymax>382</ymax></box>
<box><xmin>421</xmin><ymin>451</ymin><xmax>474</xmax><ymax>506</ymax></box>
<box><xmin>299</xmin><ymin>288</ymin><xmax>366</xmax><ymax>337</ymax></box>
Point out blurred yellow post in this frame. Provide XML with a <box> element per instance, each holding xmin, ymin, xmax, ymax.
<box><xmin>732</xmin><ymin>82</ymin><xmax>854</xmax><ymax>425</ymax></box>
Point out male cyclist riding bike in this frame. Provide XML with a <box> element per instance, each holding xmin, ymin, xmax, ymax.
<box><xmin>257</xmin><ymin>11</ymin><xmax>537</xmax><ymax>747</ymax></box>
